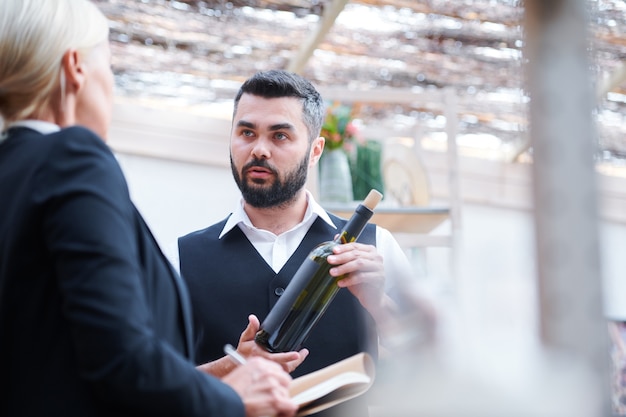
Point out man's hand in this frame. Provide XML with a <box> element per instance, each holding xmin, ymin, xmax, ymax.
<box><xmin>327</xmin><ymin>241</ymin><xmax>387</xmax><ymax>314</ymax></box>
<box><xmin>237</xmin><ymin>314</ymin><xmax>309</xmax><ymax>373</ymax></box>
<box><xmin>196</xmin><ymin>315</ymin><xmax>309</xmax><ymax>378</ymax></box>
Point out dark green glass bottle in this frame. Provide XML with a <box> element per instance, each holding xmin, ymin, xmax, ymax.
<box><xmin>255</xmin><ymin>190</ymin><xmax>382</xmax><ymax>353</ymax></box>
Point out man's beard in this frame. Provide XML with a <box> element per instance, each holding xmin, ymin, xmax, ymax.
<box><xmin>231</xmin><ymin>154</ymin><xmax>309</xmax><ymax>208</ymax></box>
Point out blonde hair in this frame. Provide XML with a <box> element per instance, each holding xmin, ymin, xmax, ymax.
<box><xmin>0</xmin><ymin>0</ymin><xmax>109</xmax><ymax>130</ymax></box>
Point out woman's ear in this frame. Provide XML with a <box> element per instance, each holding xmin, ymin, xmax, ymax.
<box><xmin>61</xmin><ymin>49</ymin><xmax>85</xmax><ymax>93</ymax></box>
<box><xmin>309</xmin><ymin>136</ymin><xmax>325</xmax><ymax>166</ymax></box>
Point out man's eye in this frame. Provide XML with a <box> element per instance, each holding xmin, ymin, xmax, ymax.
<box><xmin>242</xmin><ymin>130</ymin><xmax>255</xmax><ymax>137</ymax></box>
<box><xmin>275</xmin><ymin>132</ymin><xmax>287</xmax><ymax>140</ymax></box>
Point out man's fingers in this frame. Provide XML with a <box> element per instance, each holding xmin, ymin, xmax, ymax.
<box><xmin>240</xmin><ymin>314</ymin><xmax>261</xmax><ymax>342</ymax></box>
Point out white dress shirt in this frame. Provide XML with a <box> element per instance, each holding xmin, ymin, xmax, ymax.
<box><xmin>168</xmin><ymin>191</ymin><xmax>416</xmax><ymax>292</ymax></box>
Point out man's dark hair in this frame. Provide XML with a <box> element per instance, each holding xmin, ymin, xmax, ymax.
<box><xmin>233</xmin><ymin>70</ymin><xmax>325</xmax><ymax>142</ymax></box>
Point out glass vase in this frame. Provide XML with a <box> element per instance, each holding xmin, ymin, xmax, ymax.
<box><xmin>319</xmin><ymin>148</ymin><xmax>354</xmax><ymax>203</ymax></box>
<box><xmin>351</xmin><ymin>140</ymin><xmax>385</xmax><ymax>201</ymax></box>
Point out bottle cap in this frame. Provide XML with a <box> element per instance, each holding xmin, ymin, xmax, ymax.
<box><xmin>362</xmin><ymin>189</ymin><xmax>383</xmax><ymax>211</ymax></box>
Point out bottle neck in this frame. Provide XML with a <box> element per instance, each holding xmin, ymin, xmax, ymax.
<box><xmin>334</xmin><ymin>204</ymin><xmax>374</xmax><ymax>244</ymax></box>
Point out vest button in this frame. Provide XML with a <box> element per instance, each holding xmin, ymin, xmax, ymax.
<box><xmin>274</xmin><ymin>287</ymin><xmax>285</xmax><ymax>296</ymax></box>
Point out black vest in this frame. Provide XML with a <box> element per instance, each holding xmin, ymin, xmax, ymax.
<box><xmin>179</xmin><ymin>213</ymin><xmax>378</xmax><ymax>416</ymax></box>
<box><xmin>178</xmin><ymin>211</ymin><xmax>377</xmax><ymax>368</ymax></box>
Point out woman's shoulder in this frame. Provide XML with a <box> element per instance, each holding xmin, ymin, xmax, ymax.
<box><xmin>41</xmin><ymin>126</ymin><xmax>124</xmax><ymax>182</ymax></box>
<box><xmin>44</xmin><ymin>126</ymin><xmax>116</xmax><ymax>163</ymax></box>
<box><xmin>51</xmin><ymin>125</ymin><xmax>108</xmax><ymax>148</ymax></box>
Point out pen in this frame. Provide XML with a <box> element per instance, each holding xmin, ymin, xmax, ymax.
<box><xmin>223</xmin><ymin>343</ymin><xmax>247</xmax><ymax>365</ymax></box>
<box><xmin>224</xmin><ymin>344</ymin><xmax>276</xmax><ymax>417</ymax></box>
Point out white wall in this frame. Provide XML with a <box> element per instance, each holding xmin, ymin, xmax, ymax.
<box><xmin>600</xmin><ymin>220</ymin><xmax>626</xmax><ymax>320</ymax></box>
<box><xmin>115</xmin><ymin>153</ymin><xmax>241</xmax><ymax>250</ymax></box>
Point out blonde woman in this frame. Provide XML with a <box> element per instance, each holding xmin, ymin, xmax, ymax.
<box><xmin>0</xmin><ymin>1</ymin><xmax>299</xmax><ymax>416</ymax></box>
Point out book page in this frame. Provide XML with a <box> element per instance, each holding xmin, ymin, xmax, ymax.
<box><xmin>289</xmin><ymin>352</ymin><xmax>375</xmax><ymax>417</ymax></box>
<box><xmin>291</xmin><ymin>371</ymin><xmax>371</xmax><ymax>405</ymax></box>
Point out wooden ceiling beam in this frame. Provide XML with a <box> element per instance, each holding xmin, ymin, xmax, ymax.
<box><xmin>287</xmin><ymin>0</ymin><xmax>350</xmax><ymax>74</ymax></box>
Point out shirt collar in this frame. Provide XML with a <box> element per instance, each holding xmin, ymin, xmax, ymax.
<box><xmin>7</xmin><ymin>120</ymin><xmax>61</xmax><ymax>135</ymax></box>
<box><xmin>218</xmin><ymin>190</ymin><xmax>338</xmax><ymax>239</ymax></box>
<box><xmin>2</xmin><ymin>120</ymin><xmax>60</xmax><ymax>143</ymax></box>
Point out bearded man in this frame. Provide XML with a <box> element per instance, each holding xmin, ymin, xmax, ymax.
<box><xmin>170</xmin><ymin>70</ymin><xmax>419</xmax><ymax>417</ymax></box>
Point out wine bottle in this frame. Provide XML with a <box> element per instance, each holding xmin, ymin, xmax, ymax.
<box><xmin>255</xmin><ymin>189</ymin><xmax>383</xmax><ymax>353</ymax></box>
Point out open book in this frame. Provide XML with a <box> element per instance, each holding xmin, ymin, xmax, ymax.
<box><xmin>289</xmin><ymin>352</ymin><xmax>376</xmax><ymax>417</ymax></box>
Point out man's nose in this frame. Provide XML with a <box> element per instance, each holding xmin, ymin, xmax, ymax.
<box><xmin>251</xmin><ymin>136</ymin><xmax>271</xmax><ymax>159</ymax></box>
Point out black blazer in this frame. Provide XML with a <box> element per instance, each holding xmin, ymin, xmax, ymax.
<box><xmin>0</xmin><ymin>126</ymin><xmax>244</xmax><ymax>417</ymax></box>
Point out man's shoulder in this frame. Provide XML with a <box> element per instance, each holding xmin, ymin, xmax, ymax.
<box><xmin>179</xmin><ymin>216</ymin><xmax>230</xmax><ymax>243</ymax></box>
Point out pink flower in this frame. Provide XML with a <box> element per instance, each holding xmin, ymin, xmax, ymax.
<box><xmin>345</xmin><ymin>122</ymin><xmax>358</xmax><ymax>137</ymax></box>
<box><xmin>320</xmin><ymin>102</ymin><xmax>358</xmax><ymax>152</ymax></box>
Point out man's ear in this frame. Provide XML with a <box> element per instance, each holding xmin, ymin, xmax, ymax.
<box><xmin>309</xmin><ymin>136</ymin><xmax>325</xmax><ymax>166</ymax></box>
<box><xmin>61</xmin><ymin>49</ymin><xmax>85</xmax><ymax>93</ymax></box>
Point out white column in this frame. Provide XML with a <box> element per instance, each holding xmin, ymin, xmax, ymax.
<box><xmin>525</xmin><ymin>1</ymin><xmax>610</xmax><ymax>415</ymax></box>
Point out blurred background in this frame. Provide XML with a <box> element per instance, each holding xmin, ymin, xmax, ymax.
<box><xmin>94</xmin><ymin>1</ymin><xmax>626</xmax><ymax>415</ymax></box>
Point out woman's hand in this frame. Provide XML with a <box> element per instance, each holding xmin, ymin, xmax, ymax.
<box><xmin>222</xmin><ymin>356</ymin><xmax>297</xmax><ymax>417</ymax></box>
